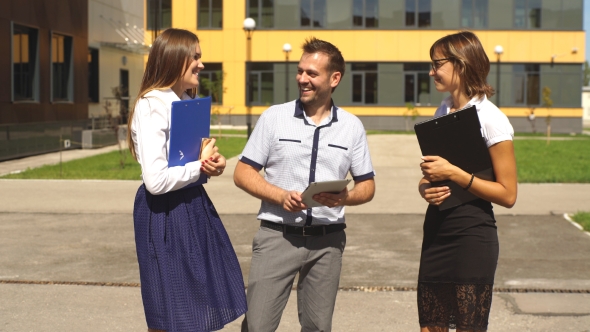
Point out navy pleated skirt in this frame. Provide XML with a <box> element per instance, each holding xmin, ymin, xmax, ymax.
<box><xmin>133</xmin><ymin>183</ymin><xmax>247</xmax><ymax>332</ymax></box>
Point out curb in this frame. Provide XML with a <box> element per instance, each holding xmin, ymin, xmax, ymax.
<box><xmin>563</xmin><ymin>213</ymin><xmax>590</xmax><ymax>237</ymax></box>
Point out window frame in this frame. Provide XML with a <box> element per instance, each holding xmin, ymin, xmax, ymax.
<box><xmin>198</xmin><ymin>0</ymin><xmax>223</xmax><ymax>29</ymax></box>
<box><xmin>351</xmin><ymin>63</ymin><xmax>378</xmax><ymax>105</ymax></box>
<box><xmin>50</xmin><ymin>31</ymin><xmax>74</xmax><ymax>103</ymax></box>
<box><xmin>88</xmin><ymin>48</ymin><xmax>99</xmax><ymax>103</ymax></box>
<box><xmin>11</xmin><ymin>22</ymin><xmax>40</xmax><ymax>103</ymax></box>
<box><xmin>198</xmin><ymin>63</ymin><xmax>223</xmax><ymax>104</ymax></box>
<box><xmin>513</xmin><ymin>0</ymin><xmax>541</xmax><ymax>29</ymax></box>
<box><xmin>405</xmin><ymin>0</ymin><xmax>432</xmax><ymax>28</ymax></box>
<box><xmin>352</xmin><ymin>0</ymin><xmax>379</xmax><ymax>28</ymax></box>
<box><xmin>513</xmin><ymin>64</ymin><xmax>541</xmax><ymax>106</ymax></box>
<box><xmin>403</xmin><ymin>63</ymin><xmax>431</xmax><ymax>106</ymax></box>
<box><xmin>300</xmin><ymin>0</ymin><xmax>327</xmax><ymax>28</ymax></box>
<box><xmin>248</xmin><ymin>63</ymin><xmax>274</xmax><ymax>106</ymax></box>
<box><xmin>247</xmin><ymin>0</ymin><xmax>274</xmax><ymax>29</ymax></box>
<box><xmin>147</xmin><ymin>0</ymin><xmax>172</xmax><ymax>31</ymax></box>
<box><xmin>460</xmin><ymin>0</ymin><xmax>488</xmax><ymax>29</ymax></box>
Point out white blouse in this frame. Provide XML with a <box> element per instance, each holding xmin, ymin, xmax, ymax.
<box><xmin>434</xmin><ymin>95</ymin><xmax>514</xmax><ymax>148</ymax></box>
<box><xmin>131</xmin><ymin>88</ymin><xmax>202</xmax><ymax>195</ymax></box>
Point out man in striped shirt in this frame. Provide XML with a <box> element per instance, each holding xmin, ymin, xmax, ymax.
<box><xmin>235</xmin><ymin>37</ymin><xmax>376</xmax><ymax>332</ymax></box>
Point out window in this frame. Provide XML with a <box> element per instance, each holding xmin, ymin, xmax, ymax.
<box><xmin>300</xmin><ymin>0</ymin><xmax>326</xmax><ymax>28</ymax></box>
<box><xmin>513</xmin><ymin>64</ymin><xmax>540</xmax><ymax>105</ymax></box>
<box><xmin>198</xmin><ymin>0</ymin><xmax>222</xmax><ymax>28</ymax></box>
<box><xmin>353</xmin><ymin>0</ymin><xmax>378</xmax><ymax>28</ymax></box>
<box><xmin>461</xmin><ymin>0</ymin><xmax>488</xmax><ymax>28</ymax></box>
<box><xmin>404</xmin><ymin>63</ymin><xmax>431</xmax><ymax>105</ymax></box>
<box><xmin>405</xmin><ymin>0</ymin><xmax>431</xmax><ymax>27</ymax></box>
<box><xmin>248</xmin><ymin>63</ymin><xmax>273</xmax><ymax>105</ymax></box>
<box><xmin>199</xmin><ymin>63</ymin><xmax>223</xmax><ymax>104</ymax></box>
<box><xmin>514</xmin><ymin>0</ymin><xmax>541</xmax><ymax>28</ymax></box>
<box><xmin>88</xmin><ymin>48</ymin><xmax>99</xmax><ymax>103</ymax></box>
<box><xmin>147</xmin><ymin>0</ymin><xmax>172</xmax><ymax>30</ymax></box>
<box><xmin>248</xmin><ymin>0</ymin><xmax>274</xmax><ymax>28</ymax></box>
<box><xmin>12</xmin><ymin>24</ymin><xmax>39</xmax><ymax>101</ymax></box>
<box><xmin>352</xmin><ymin>63</ymin><xmax>378</xmax><ymax>104</ymax></box>
<box><xmin>51</xmin><ymin>33</ymin><xmax>73</xmax><ymax>102</ymax></box>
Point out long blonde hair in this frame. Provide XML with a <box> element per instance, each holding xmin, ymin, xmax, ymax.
<box><xmin>127</xmin><ymin>28</ymin><xmax>199</xmax><ymax>160</ymax></box>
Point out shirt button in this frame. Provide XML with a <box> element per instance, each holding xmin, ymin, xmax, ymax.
<box><xmin>312</xmin><ymin>169</ymin><xmax>315</xmax><ymax>172</ymax></box>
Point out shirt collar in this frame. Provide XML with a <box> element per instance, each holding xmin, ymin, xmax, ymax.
<box><xmin>294</xmin><ymin>99</ymin><xmax>339</xmax><ymax>125</ymax></box>
<box><xmin>442</xmin><ymin>94</ymin><xmax>486</xmax><ymax>114</ymax></box>
<box><xmin>145</xmin><ymin>88</ymin><xmax>191</xmax><ymax>104</ymax></box>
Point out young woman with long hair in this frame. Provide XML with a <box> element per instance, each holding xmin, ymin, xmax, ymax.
<box><xmin>128</xmin><ymin>28</ymin><xmax>246</xmax><ymax>332</ymax></box>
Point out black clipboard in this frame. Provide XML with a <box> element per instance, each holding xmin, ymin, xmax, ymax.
<box><xmin>414</xmin><ymin>105</ymin><xmax>494</xmax><ymax>210</ymax></box>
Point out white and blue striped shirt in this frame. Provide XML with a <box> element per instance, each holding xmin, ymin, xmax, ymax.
<box><xmin>239</xmin><ymin>100</ymin><xmax>375</xmax><ymax>225</ymax></box>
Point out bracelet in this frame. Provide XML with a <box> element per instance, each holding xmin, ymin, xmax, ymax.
<box><xmin>463</xmin><ymin>173</ymin><xmax>475</xmax><ymax>190</ymax></box>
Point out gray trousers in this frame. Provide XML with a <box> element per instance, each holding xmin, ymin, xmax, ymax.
<box><xmin>241</xmin><ymin>224</ymin><xmax>347</xmax><ymax>332</ymax></box>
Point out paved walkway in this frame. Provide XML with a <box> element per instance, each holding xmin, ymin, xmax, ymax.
<box><xmin>1</xmin><ymin>135</ymin><xmax>590</xmax><ymax>331</ymax></box>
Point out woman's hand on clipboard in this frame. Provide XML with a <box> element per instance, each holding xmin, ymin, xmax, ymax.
<box><xmin>420</xmin><ymin>156</ymin><xmax>453</xmax><ymax>206</ymax></box>
<box><xmin>420</xmin><ymin>155</ymin><xmax>458</xmax><ymax>182</ymax></box>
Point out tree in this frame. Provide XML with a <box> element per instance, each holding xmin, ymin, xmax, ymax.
<box><xmin>199</xmin><ymin>71</ymin><xmax>227</xmax><ymax>136</ymax></box>
<box><xmin>403</xmin><ymin>102</ymin><xmax>420</xmax><ymax>132</ymax></box>
<box><xmin>584</xmin><ymin>61</ymin><xmax>590</xmax><ymax>86</ymax></box>
<box><xmin>541</xmin><ymin>86</ymin><xmax>553</xmax><ymax>145</ymax></box>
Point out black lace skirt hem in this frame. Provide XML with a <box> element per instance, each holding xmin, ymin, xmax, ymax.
<box><xmin>418</xmin><ymin>282</ymin><xmax>493</xmax><ymax>331</ymax></box>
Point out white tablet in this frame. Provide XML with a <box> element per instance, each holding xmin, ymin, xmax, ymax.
<box><xmin>301</xmin><ymin>179</ymin><xmax>352</xmax><ymax>208</ymax></box>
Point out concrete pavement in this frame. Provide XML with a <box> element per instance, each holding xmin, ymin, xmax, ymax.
<box><xmin>1</xmin><ymin>135</ymin><xmax>590</xmax><ymax>331</ymax></box>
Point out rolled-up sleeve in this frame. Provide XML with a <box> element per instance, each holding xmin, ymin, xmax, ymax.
<box><xmin>133</xmin><ymin>97</ymin><xmax>202</xmax><ymax>195</ymax></box>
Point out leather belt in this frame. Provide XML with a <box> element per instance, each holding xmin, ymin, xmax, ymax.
<box><xmin>260</xmin><ymin>220</ymin><xmax>346</xmax><ymax>237</ymax></box>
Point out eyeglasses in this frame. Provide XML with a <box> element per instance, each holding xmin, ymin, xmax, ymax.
<box><xmin>431</xmin><ymin>58</ymin><xmax>451</xmax><ymax>71</ymax></box>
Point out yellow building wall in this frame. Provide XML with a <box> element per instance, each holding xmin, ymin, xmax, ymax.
<box><xmin>147</xmin><ymin>0</ymin><xmax>584</xmax><ymax>118</ymax></box>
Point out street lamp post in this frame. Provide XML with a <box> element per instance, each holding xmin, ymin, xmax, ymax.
<box><xmin>282</xmin><ymin>43</ymin><xmax>292</xmax><ymax>103</ymax></box>
<box><xmin>243</xmin><ymin>18</ymin><xmax>256</xmax><ymax>138</ymax></box>
<box><xmin>494</xmin><ymin>45</ymin><xmax>503</xmax><ymax>108</ymax></box>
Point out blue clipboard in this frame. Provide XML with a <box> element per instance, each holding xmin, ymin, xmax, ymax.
<box><xmin>168</xmin><ymin>96</ymin><xmax>211</xmax><ymax>186</ymax></box>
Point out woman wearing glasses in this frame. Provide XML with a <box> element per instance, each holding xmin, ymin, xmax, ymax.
<box><xmin>416</xmin><ymin>31</ymin><xmax>517</xmax><ymax>331</ymax></box>
<box><xmin>128</xmin><ymin>28</ymin><xmax>246</xmax><ymax>332</ymax></box>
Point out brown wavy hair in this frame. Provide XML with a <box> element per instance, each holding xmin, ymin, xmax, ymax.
<box><xmin>302</xmin><ymin>37</ymin><xmax>345</xmax><ymax>92</ymax></box>
<box><xmin>127</xmin><ymin>28</ymin><xmax>200</xmax><ymax>160</ymax></box>
<box><xmin>430</xmin><ymin>31</ymin><xmax>495</xmax><ymax>99</ymax></box>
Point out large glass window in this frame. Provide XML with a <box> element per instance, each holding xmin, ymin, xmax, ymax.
<box><xmin>198</xmin><ymin>0</ymin><xmax>223</xmax><ymax>28</ymax></box>
<box><xmin>88</xmin><ymin>48</ymin><xmax>99</xmax><ymax>103</ymax></box>
<box><xmin>405</xmin><ymin>0</ymin><xmax>431</xmax><ymax>27</ymax></box>
<box><xmin>199</xmin><ymin>63</ymin><xmax>223</xmax><ymax>104</ymax></box>
<box><xmin>461</xmin><ymin>0</ymin><xmax>488</xmax><ymax>28</ymax></box>
<box><xmin>404</xmin><ymin>64</ymin><xmax>431</xmax><ymax>105</ymax></box>
<box><xmin>353</xmin><ymin>0</ymin><xmax>378</xmax><ymax>28</ymax></box>
<box><xmin>513</xmin><ymin>64</ymin><xmax>540</xmax><ymax>105</ymax></box>
<box><xmin>249</xmin><ymin>63</ymin><xmax>273</xmax><ymax>105</ymax></box>
<box><xmin>147</xmin><ymin>0</ymin><xmax>172</xmax><ymax>30</ymax></box>
<box><xmin>300</xmin><ymin>0</ymin><xmax>326</xmax><ymax>28</ymax></box>
<box><xmin>352</xmin><ymin>63</ymin><xmax>378</xmax><ymax>104</ymax></box>
<box><xmin>248</xmin><ymin>0</ymin><xmax>274</xmax><ymax>28</ymax></box>
<box><xmin>12</xmin><ymin>24</ymin><xmax>39</xmax><ymax>101</ymax></box>
<box><xmin>51</xmin><ymin>33</ymin><xmax>73</xmax><ymax>102</ymax></box>
<box><xmin>514</xmin><ymin>0</ymin><xmax>541</xmax><ymax>28</ymax></box>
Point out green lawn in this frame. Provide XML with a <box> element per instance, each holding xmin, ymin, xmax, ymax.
<box><xmin>2</xmin><ymin>133</ymin><xmax>590</xmax><ymax>183</ymax></box>
<box><xmin>1</xmin><ymin>136</ymin><xmax>247</xmax><ymax>180</ymax></box>
<box><xmin>571</xmin><ymin>211</ymin><xmax>590</xmax><ymax>232</ymax></box>
<box><xmin>514</xmin><ymin>139</ymin><xmax>590</xmax><ymax>183</ymax></box>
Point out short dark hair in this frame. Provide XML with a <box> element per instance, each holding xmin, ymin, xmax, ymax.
<box><xmin>430</xmin><ymin>31</ymin><xmax>494</xmax><ymax>99</ymax></box>
<box><xmin>302</xmin><ymin>37</ymin><xmax>345</xmax><ymax>78</ymax></box>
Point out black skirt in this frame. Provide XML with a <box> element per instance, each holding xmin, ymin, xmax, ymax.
<box><xmin>417</xmin><ymin>199</ymin><xmax>498</xmax><ymax>331</ymax></box>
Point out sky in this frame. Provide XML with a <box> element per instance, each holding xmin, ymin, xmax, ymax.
<box><xmin>585</xmin><ymin>0</ymin><xmax>590</xmax><ymax>62</ymax></box>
